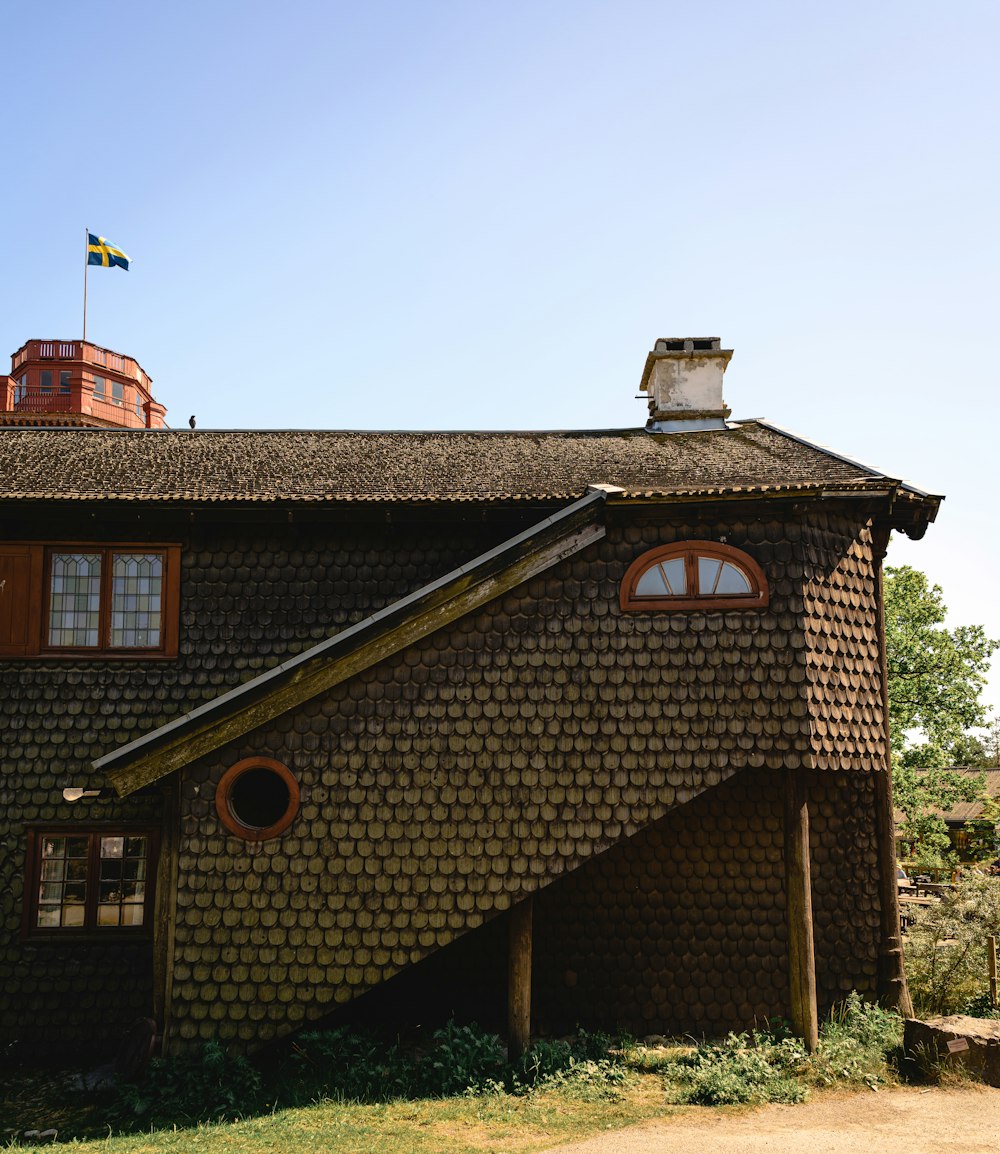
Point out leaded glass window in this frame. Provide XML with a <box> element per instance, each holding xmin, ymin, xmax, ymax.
<box><xmin>48</xmin><ymin>553</ymin><xmax>102</xmax><ymax>646</ymax></box>
<box><xmin>45</xmin><ymin>547</ymin><xmax>172</xmax><ymax>652</ymax></box>
<box><xmin>110</xmin><ymin>553</ymin><xmax>162</xmax><ymax>648</ymax></box>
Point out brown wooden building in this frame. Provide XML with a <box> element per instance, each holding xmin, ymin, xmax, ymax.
<box><xmin>0</xmin><ymin>336</ymin><xmax>938</xmax><ymax>1059</ymax></box>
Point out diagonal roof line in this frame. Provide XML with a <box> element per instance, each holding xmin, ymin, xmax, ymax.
<box><xmin>740</xmin><ymin>419</ymin><xmax>938</xmax><ymax>501</ymax></box>
<box><xmin>96</xmin><ymin>488</ymin><xmax>609</xmax><ymax>797</ymax></box>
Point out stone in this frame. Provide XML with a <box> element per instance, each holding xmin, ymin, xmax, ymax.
<box><xmin>904</xmin><ymin>1015</ymin><xmax>1000</xmax><ymax>1086</ymax></box>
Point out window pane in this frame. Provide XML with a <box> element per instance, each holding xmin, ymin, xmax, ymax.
<box><xmin>635</xmin><ymin>557</ymin><xmax>687</xmax><ymax>598</ymax></box>
<box><xmin>120</xmin><ymin>903</ymin><xmax>145</xmax><ymax>926</ymax></box>
<box><xmin>715</xmin><ymin>562</ymin><xmax>752</xmax><ymax>595</ymax></box>
<box><xmin>48</xmin><ymin>553</ymin><xmax>101</xmax><ymax>647</ymax></box>
<box><xmin>100</xmin><ymin>879</ymin><xmax>123</xmax><ymax>903</ymax></box>
<box><xmin>93</xmin><ymin>376</ymin><xmax>106</xmax><ymax>397</ymax></box>
<box><xmin>64</xmin><ymin>881</ymin><xmax>86</xmax><ymax>904</ymax></box>
<box><xmin>97</xmin><ymin>904</ymin><xmax>122</xmax><ymax>926</ymax></box>
<box><xmin>59</xmin><ymin>371</ymin><xmax>71</xmax><ymax>394</ymax></box>
<box><xmin>62</xmin><ymin>903</ymin><xmax>86</xmax><ymax>927</ymax></box>
<box><xmin>40</xmin><ymin>371</ymin><xmax>52</xmax><ymax>393</ymax></box>
<box><xmin>110</xmin><ymin>554</ymin><xmax>162</xmax><ymax>648</ymax></box>
<box><xmin>65</xmin><ymin>837</ymin><xmax>89</xmax><ymax>858</ymax></box>
<box><xmin>698</xmin><ymin>557</ymin><xmax>723</xmax><ymax>594</ymax></box>
<box><xmin>660</xmin><ymin>558</ymin><xmax>686</xmax><ymax>594</ymax></box>
<box><xmin>101</xmin><ymin>836</ymin><xmax>125</xmax><ymax>859</ymax></box>
<box><xmin>635</xmin><ymin>565</ymin><xmax>667</xmax><ymax>596</ymax></box>
<box><xmin>36</xmin><ymin>907</ymin><xmax>61</xmax><ymax>928</ymax></box>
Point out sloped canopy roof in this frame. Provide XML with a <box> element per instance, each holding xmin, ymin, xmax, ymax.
<box><xmin>0</xmin><ymin>419</ymin><xmax>939</xmax><ymax>511</ymax></box>
<box><xmin>96</xmin><ymin>490</ymin><xmax>609</xmax><ymax>796</ymax></box>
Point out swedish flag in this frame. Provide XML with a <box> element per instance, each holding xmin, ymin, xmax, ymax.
<box><xmin>87</xmin><ymin>233</ymin><xmax>130</xmax><ymax>270</ymax></box>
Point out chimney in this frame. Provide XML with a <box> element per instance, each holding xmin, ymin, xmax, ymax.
<box><xmin>640</xmin><ymin>337</ymin><xmax>733</xmax><ymax>432</ymax></box>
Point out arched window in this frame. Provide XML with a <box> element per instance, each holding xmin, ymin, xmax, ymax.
<box><xmin>620</xmin><ymin>541</ymin><xmax>768</xmax><ymax>612</ymax></box>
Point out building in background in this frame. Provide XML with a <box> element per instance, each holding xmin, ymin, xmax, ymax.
<box><xmin>1</xmin><ymin>339</ymin><xmax>167</xmax><ymax>428</ymax></box>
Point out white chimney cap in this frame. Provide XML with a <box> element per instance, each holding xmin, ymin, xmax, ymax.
<box><xmin>640</xmin><ymin>337</ymin><xmax>733</xmax><ymax>432</ymax></box>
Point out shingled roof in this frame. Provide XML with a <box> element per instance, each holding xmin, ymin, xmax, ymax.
<box><xmin>0</xmin><ymin>419</ymin><xmax>938</xmax><ymax>507</ymax></box>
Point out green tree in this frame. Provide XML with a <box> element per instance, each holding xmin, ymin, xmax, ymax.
<box><xmin>885</xmin><ymin>564</ymin><xmax>998</xmax><ymax>866</ymax></box>
<box><xmin>948</xmin><ymin>731</ymin><xmax>989</xmax><ymax>768</ymax></box>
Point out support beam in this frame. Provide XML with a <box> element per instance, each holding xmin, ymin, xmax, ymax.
<box><xmin>508</xmin><ymin>897</ymin><xmax>533</xmax><ymax>1061</ymax></box>
<box><xmin>152</xmin><ymin>777</ymin><xmax>181</xmax><ymax>1055</ymax></box>
<box><xmin>872</xmin><ymin>526</ymin><xmax>914</xmax><ymax>1017</ymax></box>
<box><xmin>784</xmin><ymin>772</ymin><xmax>819</xmax><ymax>1052</ymax></box>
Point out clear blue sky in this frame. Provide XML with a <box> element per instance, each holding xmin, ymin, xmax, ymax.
<box><xmin>4</xmin><ymin>1</ymin><xmax>999</xmax><ymax>713</ymax></box>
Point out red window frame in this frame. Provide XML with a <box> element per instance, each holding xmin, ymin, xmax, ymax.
<box><xmin>620</xmin><ymin>540</ymin><xmax>769</xmax><ymax>612</ymax></box>
<box><xmin>215</xmin><ymin>757</ymin><xmax>301</xmax><ymax>842</ymax></box>
<box><xmin>22</xmin><ymin>825</ymin><xmax>160</xmax><ymax>940</ymax></box>
<box><xmin>0</xmin><ymin>542</ymin><xmax>180</xmax><ymax>658</ymax></box>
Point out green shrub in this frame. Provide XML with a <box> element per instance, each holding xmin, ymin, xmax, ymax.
<box><xmin>289</xmin><ymin>1026</ymin><xmax>413</xmax><ymax>1102</ymax></box>
<box><xmin>512</xmin><ymin>1028</ymin><xmax>619</xmax><ymax>1087</ymax></box>
<box><xmin>905</xmin><ymin>874</ymin><xmax>1000</xmax><ymax>1015</ymax></box>
<box><xmin>661</xmin><ymin>996</ymin><xmax>901</xmax><ymax>1106</ymax></box>
<box><xmin>566</xmin><ymin>1028</ymin><xmax>616</xmax><ymax>1062</ymax></box>
<box><xmin>962</xmin><ymin>990</ymin><xmax>1000</xmax><ymax>1019</ymax></box>
<box><xmin>662</xmin><ymin>1028</ymin><xmax>808</xmax><ymax>1106</ymax></box>
<box><xmin>117</xmin><ymin>1040</ymin><xmax>263</xmax><ymax>1124</ymax></box>
<box><xmin>811</xmin><ymin>992</ymin><xmax>902</xmax><ymax>1089</ymax></box>
<box><xmin>290</xmin><ymin>1022</ymin><xmax>619</xmax><ymax>1101</ymax></box>
<box><xmin>514</xmin><ymin>1037</ymin><xmax>575</xmax><ymax>1085</ymax></box>
<box><xmin>416</xmin><ymin>1021</ymin><xmax>508</xmax><ymax>1096</ymax></box>
<box><xmin>532</xmin><ymin>1059</ymin><xmax>633</xmax><ymax>1101</ymax></box>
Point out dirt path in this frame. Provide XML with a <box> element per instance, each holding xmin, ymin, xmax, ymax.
<box><xmin>542</xmin><ymin>1087</ymin><xmax>1000</xmax><ymax>1154</ymax></box>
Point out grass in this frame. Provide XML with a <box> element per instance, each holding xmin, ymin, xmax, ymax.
<box><xmin>3</xmin><ymin>1073</ymin><xmax>672</xmax><ymax>1154</ymax></box>
<box><xmin>1</xmin><ymin>997</ymin><xmax>907</xmax><ymax>1153</ymax></box>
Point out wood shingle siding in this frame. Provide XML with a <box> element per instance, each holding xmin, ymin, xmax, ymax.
<box><xmin>160</xmin><ymin>512</ymin><xmax>882</xmax><ymax>1049</ymax></box>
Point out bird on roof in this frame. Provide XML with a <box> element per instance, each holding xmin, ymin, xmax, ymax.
<box><xmin>189</xmin><ymin>415</ymin><xmax>196</xmax><ymax>429</ymax></box>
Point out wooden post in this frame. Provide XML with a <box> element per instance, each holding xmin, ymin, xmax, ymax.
<box><xmin>784</xmin><ymin>772</ymin><xmax>819</xmax><ymax>1052</ymax></box>
<box><xmin>153</xmin><ymin>776</ymin><xmax>181</xmax><ymax>1055</ymax></box>
<box><xmin>872</xmin><ymin>527</ymin><xmax>914</xmax><ymax>1018</ymax></box>
<box><xmin>989</xmin><ymin>935</ymin><xmax>998</xmax><ymax>1010</ymax></box>
<box><xmin>508</xmin><ymin>897</ymin><xmax>533</xmax><ymax>1061</ymax></box>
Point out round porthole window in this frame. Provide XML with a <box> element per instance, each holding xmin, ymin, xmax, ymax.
<box><xmin>215</xmin><ymin>757</ymin><xmax>300</xmax><ymax>841</ymax></box>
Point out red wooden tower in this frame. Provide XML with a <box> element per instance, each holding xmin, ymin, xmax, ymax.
<box><xmin>1</xmin><ymin>339</ymin><xmax>167</xmax><ymax>428</ymax></box>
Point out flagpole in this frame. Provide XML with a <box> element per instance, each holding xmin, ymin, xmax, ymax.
<box><xmin>82</xmin><ymin>227</ymin><xmax>89</xmax><ymax>343</ymax></box>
